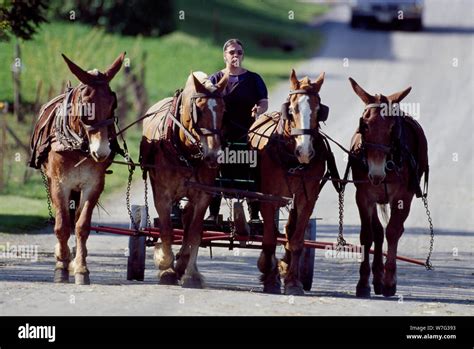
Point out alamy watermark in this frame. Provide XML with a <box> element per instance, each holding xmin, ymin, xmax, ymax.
<box><xmin>0</xmin><ymin>242</ymin><xmax>38</xmax><ymax>262</ymax></box>
<box><xmin>58</xmin><ymin>102</ymin><xmax>96</xmax><ymax>120</ymax></box>
<box><xmin>380</xmin><ymin>101</ymin><xmax>420</xmax><ymax>119</ymax></box>
<box><xmin>324</xmin><ymin>243</ymin><xmax>364</xmax><ymax>262</ymax></box>
<box><xmin>217</xmin><ymin>147</ymin><xmax>257</xmax><ymax>168</ymax></box>
<box><xmin>18</xmin><ymin>323</ymin><xmax>55</xmax><ymax>342</ymax></box>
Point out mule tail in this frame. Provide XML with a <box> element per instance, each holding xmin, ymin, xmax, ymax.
<box><xmin>377</xmin><ymin>204</ymin><xmax>390</xmax><ymax>226</ymax></box>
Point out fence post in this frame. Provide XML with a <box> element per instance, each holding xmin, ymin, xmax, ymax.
<box><xmin>12</xmin><ymin>39</ymin><xmax>23</xmax><ymax>123</ymax></box>
<box><xmin>0</xmin><ymin>106</ymin><xmax>6</xmax><ymax>191</ymax></box>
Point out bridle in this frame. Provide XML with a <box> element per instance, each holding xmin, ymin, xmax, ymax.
<box><xmin>358</xmin><ymin>103</ymin><xmax>394</xmax><ymax>155</ymax></box>
<box><xmin>180</xmin><ymin>91</ymin><xmax>224</xmax><ymax>159</ymax></box>
<box><xmin>281</xmin><ymin>89</ymin><xmax>329</xmax><ymax>137</ymax></box>
<box><xmin>188</xmin><ymin>91</ymin><xmax>223</xmax><ymax>139</ymax></box>
<box><xmin>54</xmin><ymin>82</ymin><xmax>117</xmax><ymax>154</ymax></box>
<box><xmin>76</xmin><ymin>82</ymin><xmax>116</xmax><ymax>134</ymax></box>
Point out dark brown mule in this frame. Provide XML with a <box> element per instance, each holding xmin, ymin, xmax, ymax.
<box><xmin>249</xmin><ymin>70</ymin><xmax>333</xmax><ymax>295</ymax></box>
<box><xmin>141</xmin><ymin>71</ymin><xmax>228</xmax><ymax>288</ymax></box>
<box><xmin>29</xmin><ymin>53</ymin><xmax>125</xmax><ymax>284</ymax></box>
<box><xmin>348</xmin><ymin>78</ymin><xmax>428</xmax><ymax>297</ymax></box>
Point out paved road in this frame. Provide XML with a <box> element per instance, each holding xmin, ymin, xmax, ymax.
<box><xmin>1</xmin><ymin>0</ymin><xmax>473</xmax><ymax>316</ymax></box>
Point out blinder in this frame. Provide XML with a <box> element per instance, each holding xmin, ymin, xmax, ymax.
<box><xmin>80</xmin><ymin>117</ymin><xmax>115</xmax><ymax>133</ymax></box>
<box><xmin>281</xmin><ymin>101</ymin><xmax>291</xmax><ymax>121</ymax></box>
<box><xmin>318</xmin><ymin>103</ymin><xmax>329</xmax><ymax>123</ymax></box>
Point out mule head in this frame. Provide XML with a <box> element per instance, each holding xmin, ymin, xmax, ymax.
<box><xmin>349</xmin><ymin>77</ymin><xmax>412</xmax><ymax>185</ymax></box>
<box><xmin>183</xmin><ymin>71</ymin><xmax>228</xmax><ymax>168</ymax></box>
<box><xmin>62</xmin><ymin>52</ymin><xmax>125</xmax><ymax>162</ymax></box>
<box><xmin>288</xmin><ymin>69</ymin><xmax>325</xmax><ymax>164</ymax></box>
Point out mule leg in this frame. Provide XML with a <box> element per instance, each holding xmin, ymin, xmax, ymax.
<box><xmin>383</xmin><ymin>196</ymin><xmax>413</xmax><ymax>297</ymax></box>
<box><xmin>355</xmin><ymin>190</ymin><xmax>374</xmax><ymax>298</ymax></box>
<box><xmin>71</xmin><ymin>187</ymin><xmax>101</xmax><ymax>285</ymax></box>
<box><xmin>175</xmin><ymin>202</ymin><xmax>193</xmax><ymax>279</ymax></box>
<box><xmin>180</xmin><ymin>197</ymin><xmax>208</xmax><ymax>289</ymax></box>
<box><xmin>284</xmin><ymin>197</ymin><xmax>316</xmax><ymax>296</ymax></box>
<box><xmin>372</xmin><ymin>211</ymin><xmax>385</xmax><ymax>295</ymax></box>
<box><xmin>50</xmin><ymin>181</ymin><xmax>72</xmax><ymax>283</ymax></box>
<box><xmin>278</xmin><ymin>208</ymin><xmax>296</xmax><ymax>279</ymax></box>
<box><xmin>257</xmin><ymin>201</ymin><xmax>281</xmax><ymax>294</ymax></box>
<box><xmin>154</xmin><ymin>198</ymin><xmax>178</xmax><ymax>285</ymax></box>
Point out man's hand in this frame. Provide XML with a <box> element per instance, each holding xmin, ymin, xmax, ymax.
<box><xmin>251</xmin><ymin>104</ymin><xmax>259</xmax><ymax>118</ymax></box>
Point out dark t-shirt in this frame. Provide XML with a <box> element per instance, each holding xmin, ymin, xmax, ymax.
<box><xmin>210</xmin><ymin>70</ymin><xmax>267</xmax><ymax>142</ymax></box>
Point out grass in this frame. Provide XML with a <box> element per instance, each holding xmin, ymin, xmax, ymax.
<box><xmin>0</xmin><ymin>0</ymin><xmax>328</xmax><ymax>233</ymax></box>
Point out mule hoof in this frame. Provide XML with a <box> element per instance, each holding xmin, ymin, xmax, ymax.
<box><xmin>284</xmin><ymin>285</ymin><xmax>305</xmax><ymax>296</ymax></box>
<box><xmin>159</xmin><ymin>270</ymin><xmax>179</xmax><ymax>285</ymax></box>
<box><xmin>263</xmin><ymin>283</ymin><xmax>282</xmax><ymax>295</ymax></box>
<box><xmin>74</xmin><ymin>273</ymin><xmax>90</xmax><ymax>285</ymax></box>
<box><xmin>356</xmin><ymin>285</ymin><xmax>371</xmax><ymax>298</ymax></box>
<box><xmin>181</xmin><ymin>274</ymin><xmax>204</xmax><ymax>289</ymax></box>
<box><xmin>373</xmin><ymin>282</ymin><xmax>383</xmax><ymax>295</ymax></box>
<box><xmin>54</xmin><ymin>269</ymin><xmax>69</xmax><ymax>283</ymax></box>
<box><xmin>382</xmin><ymin>284</ymin><xmax>397</xmax><ymax>297</ymax></box>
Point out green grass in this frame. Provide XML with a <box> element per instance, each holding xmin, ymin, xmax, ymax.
<box><xmin>0</xmin><ymin>0</ymin><xmax>328</xmax><ymax>233</ymax></box>
<box><xmin>0</xmin><ymin>196</ymin><xmax>50</xmax><ymax>233</ymax></box>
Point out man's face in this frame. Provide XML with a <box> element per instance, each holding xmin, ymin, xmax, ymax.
<box><xmin>224</xmin><ymin>44</ymin><xmax>244</xmax><ymax>68</ymax></box>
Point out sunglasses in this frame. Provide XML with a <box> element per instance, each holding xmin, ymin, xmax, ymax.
<box><xmin>227</xmin><ymin>50</ymin><xmax>243</xmax><ymax>56</ymax></box>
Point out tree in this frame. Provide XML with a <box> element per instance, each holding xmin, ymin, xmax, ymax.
<box><xmin>0</xmin><ymin>0</ymin><xmax>48</xmax><ymax>122</ymax></box>
<box><xmin>0</xmin><ymin>0</ymin><xmax>48</xmax><ymax>41</ymax></box>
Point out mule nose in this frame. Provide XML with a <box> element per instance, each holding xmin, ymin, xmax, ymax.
<box><xmin>91</xmin><ymin>151</ymin><xmax>107</xmax><ymax>162</ymax></box>
<box><xmin>368</xmin><ymin>173</ymin><xmax>385</xmax><ymax>186</ymax></box>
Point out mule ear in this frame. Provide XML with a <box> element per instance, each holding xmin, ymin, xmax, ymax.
<box><xmin>215</xmin><ymin>71</ymin><xmax>229</xmax><ymax>94</ymax></box>
<box><xmin>290</xmin><ymin>69</ymin><xmax>299</xmax><ymax>90</ymax></box>
<box><xmin>104</xmin><ymin>52</ymin><xmax>126</xmax><ymax>82</ymax></box>
<box><xmin>388</xmin><ymin>86</ymin><xmax>412</xmax><ymax>103</ymax></box>
<box><xmin>62</xmin><ymin>53</ymin><xmax>95</xmax><ymax>85</ymax></box>
<box><xmin>313</xmin><ymin>72</ymin><xmax>325</xmax><ymax>92</ymax></box>
<box><xmin>192</xmin><ymin>72</ymin><xmax>209</xmax><ymax>94</ymax></box>
<box><xmin>349</xmin><ymin>77</ymin><xmax>375</xmax><ymax>104</ymax></box>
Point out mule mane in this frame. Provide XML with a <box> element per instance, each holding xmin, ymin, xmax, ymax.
<box><xmin>298</xmin><ymin>77</ymin><xmax>318</xmax><ymax>93</ymax></box>
<box><xmin>81</xmin><ymin>69</ymin><xmax>109</xmax><ymax>85</ymax></box>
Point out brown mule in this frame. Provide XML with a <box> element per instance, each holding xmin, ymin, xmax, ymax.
<box><xmin>348</xmin><ymin>78</ymin><xmax>428</xmax><ymax>297</ymax></box>
<box><xmin>249</xmin><ymin>70</ymin><xmax>332</xmax><ymax>295</ymax></box>
<box><xmin>141</xmin><ymin>71</ymin><xmax>228</xmax><ymax>288</ymax></box>
<box><xmin>30</xmin><ymin>53</ymin><xmax>125</xmax><ymax>285</ymax></box>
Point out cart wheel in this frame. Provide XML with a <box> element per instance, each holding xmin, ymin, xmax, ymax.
<box><xmin>299</xmin><ymin>219</ymin><xmax>316</xmax><ymax>291</ymax></box>
<box><xmin>127</xmin><ymin>205</ymin><xmax>147</xmax><ymax>281</ymax></box>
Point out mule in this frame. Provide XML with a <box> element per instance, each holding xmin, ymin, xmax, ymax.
<box><xmin>29</xmin><ymin>53</ymin><xmax>125</xmax><ymax>284</ymax></box>
<box><xmin>249</xmin><ymin>70</ymin><xmax>335</xmax><ymax>295</ymax></box>
<box><xmin>347</xmin><ymin>77</ymin><xmax>428</xmax><ymax>297</ymax></box>
<box><xmin>140</xmin><ymin>71</ymin><xmax>228</xmax><ymax>288</ymax></box>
